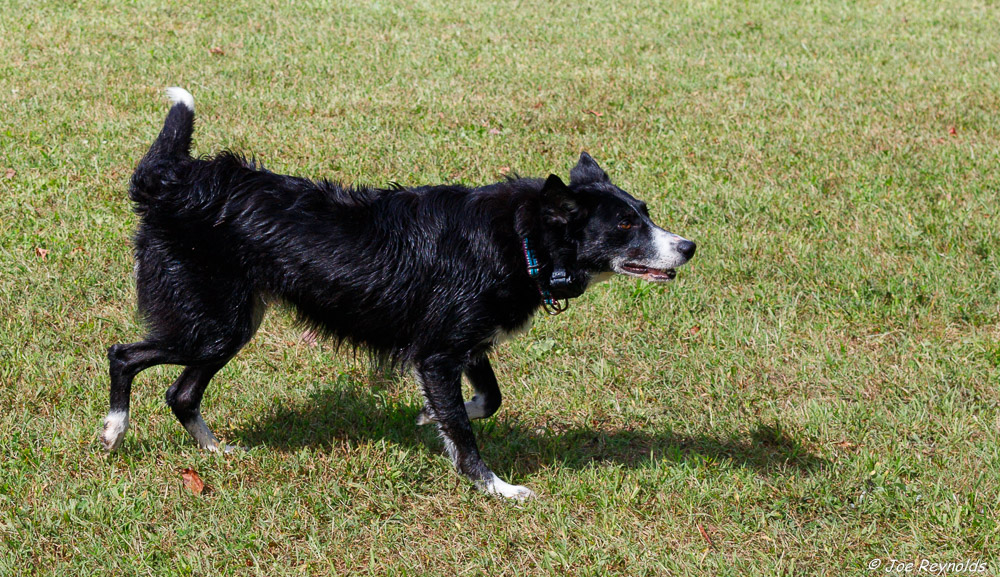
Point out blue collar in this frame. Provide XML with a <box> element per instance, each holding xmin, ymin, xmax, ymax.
<box><xmin>521</xmin><ymin>237</ymin><xmax>568</xmax><ymax>315</ymax></box>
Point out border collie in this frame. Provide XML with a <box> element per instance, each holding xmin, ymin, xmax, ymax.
<box><xmin>101</xmin><ymin>88</ymin><xmax>696</xmax><ymax>499</ymax></box>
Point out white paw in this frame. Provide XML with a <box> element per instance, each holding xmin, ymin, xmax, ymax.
<box><xmin>482</xmin><ymin>473</ymin><xmax>536</xmax><ymax>501</ymax></box>
<box><xmin>416</xmin><ymin>398</ymin><xmax>488</xmax><ymax>426</ymax></box>
<box><xmin>464</xmin><ymin>397</ymin><xmax>488</xmax><ymax>420</ymax></box>
<box><xmin>184</xmin><ymin>414</ymin><xmax>220</xmax><ymax>451</ymax></box>
<box><xmin>100</xmin><ymin>411</ymin><xmax>129</xmax><ymax>451</ymax></box>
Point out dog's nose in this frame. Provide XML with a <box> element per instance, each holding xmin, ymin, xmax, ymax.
<box><xmin>677</xmin><ymin>240</ymin><xmax>696</xmax><ymax>260</ymax></box>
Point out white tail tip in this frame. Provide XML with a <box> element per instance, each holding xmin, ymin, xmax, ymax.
<box><xmin>165</xmin><ymin>87</ymin><xmax>194</xmax><ymax>111</ymax></box>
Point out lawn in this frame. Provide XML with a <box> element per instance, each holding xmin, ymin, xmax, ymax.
<box><xmin>1</xmin><ymin>0</ymin><xmax>998</xmax><ymax>574</ymax></box>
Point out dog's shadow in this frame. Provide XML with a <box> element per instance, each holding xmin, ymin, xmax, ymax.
<box><xmin>232</xmin><ymin>379</ymin><xmax>826</xmax><ymax>476</ymax></box>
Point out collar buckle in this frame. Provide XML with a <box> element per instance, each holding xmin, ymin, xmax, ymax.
<box><xmin>521</xmin><ymin>238</ymin><xmax>570</xmax><ymax>316</ymax></box>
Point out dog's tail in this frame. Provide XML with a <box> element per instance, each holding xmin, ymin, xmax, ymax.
<box><xmin>154</xmin><ymin>87</ymin><xmax>195</xmax><ymax>159</ymax></box>
<box><xmin>129</xmin><ymin>87</ymin><xmax>196</xmax><ymax>211</ymax></box>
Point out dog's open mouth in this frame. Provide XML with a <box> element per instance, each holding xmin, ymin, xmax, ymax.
<box><xmin>621</xmin><ymin>263</ymin><xmax>677</xmax><ymax>282</ymax></box>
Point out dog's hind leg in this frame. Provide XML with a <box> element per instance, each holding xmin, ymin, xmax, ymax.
<box><xmin>101</xmin><ymin>341</ymin><xmax>186</xmax><ymax>451</ymax></box>
<box><xmin>164</xmin><ymin>361</ymin><xmax>239</xmax><ymax>452</ymax></box>
<box><xmin>416</xmin><ymin>354</ymin><xmax>533</xmax><ymax>500</ymax></box>
<box><xmin>101</xmin><ymin>341</ymin><xmax>249</xmax><ymax>452</ymax></box>
<box><xmin>102</xmin><ymin>291</ymin><xmax>263</xmax><ymax>451</ymax></box>
<box><xmin>154</xmin><ymin>307</ymin><xmax>260</xmax><ymax>451</ymax></box>
<box><xmin>417</xmin><ymin>356</ymin><xmax>502</xmax><ymax>425</ymax></box>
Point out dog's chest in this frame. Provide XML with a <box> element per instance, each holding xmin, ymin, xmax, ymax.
<box><xmin>483</xmin><ymin>317</ymin><xmax>534</xmax><ymax>347</ymax></box>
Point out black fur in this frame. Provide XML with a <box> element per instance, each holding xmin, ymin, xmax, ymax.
<box><xmin>102</xmin><ymin>91</ymin><xmax>694</xmax><ymax>498</ymax></box>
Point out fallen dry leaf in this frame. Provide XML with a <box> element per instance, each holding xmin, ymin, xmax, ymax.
<box><xmin>697</xmin><ymin>523</ymin><xmax>718</xmax><ymax>551</ymax></box>
<box><xmin>34</xmin><ymin>247</ymin><xmax>48</xmax><ymax>260</ymax></box>
<box><xmin>584</xmin><ymin>109</ymin><xmax>604</xmax><ymax>118</ymax></box>
<box><xmin>209</xmin><ymin>46</ymin><xmax>225</xmax><ymax>55</ymax></box>
<box><xmin>4</xmin><ymin>168</ymin><xmax>14</xmax><ymax>179</ymax></box>
<box><xmin>180</xmin><ymin>467</ymin><xmax>206</xmax><ymax>495</ymax></box>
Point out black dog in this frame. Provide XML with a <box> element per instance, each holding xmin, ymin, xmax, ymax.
<box><xmin>101</xmin><ymin>88</ymin><xmax>696</xmax><ymax>499</ymax></box>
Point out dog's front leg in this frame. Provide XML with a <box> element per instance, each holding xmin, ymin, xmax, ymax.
<box><xmin>416</xmin><ymin>354</ymin><xmax>534</xmax><ymax>500</ymax></box>
<box><xmin>416</xmin><ymin>355</ymin><xmax>501</xmax><ymax>425</ymax></box>
<box><xmin>462</xmin><ymin>356</ymin><xmax>502</xmax><ymax>420</ymax></box>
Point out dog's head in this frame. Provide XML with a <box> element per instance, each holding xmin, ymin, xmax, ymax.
<box><xmin>540</xmin><ymin>152</ymin><xmax>696</xmax><ymax>288</ymax></box>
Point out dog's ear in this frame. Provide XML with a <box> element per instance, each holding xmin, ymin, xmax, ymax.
<box><xmin>570</xmin><ymin>151</ymin><xmax>610</xmax><ymax>185</ymax></box>
<box><xmin>540</xmin><ymin>173</ymin><xmax>577</xmax><ymax>226</ymax></box>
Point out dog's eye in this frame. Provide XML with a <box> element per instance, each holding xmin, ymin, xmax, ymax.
<box><xmin>618</xmin><ymin>220</ymin><xmax>633</xmax><ymax>230</ymax></box>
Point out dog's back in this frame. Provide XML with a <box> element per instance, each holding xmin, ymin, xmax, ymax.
<box><xmin>128</xmin><ymin>91</ymin><xmax>539</xmax><ymax>364</ymax></box>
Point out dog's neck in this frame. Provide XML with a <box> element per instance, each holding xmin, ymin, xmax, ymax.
<box><xmin>507</xmin><ymin>181</ymin><xmax>591</xmax><ymax>313</ymax></box>
<box><xmin>520</xmin><ymin>237</ymin><xmax>569</xmax><ymax>315</ymax></box>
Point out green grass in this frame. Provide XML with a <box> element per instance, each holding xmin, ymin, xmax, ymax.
<box><xmin>2</xmin><ymin>0</ymin><xmax>999</xmax><ymax>574</ymax></box>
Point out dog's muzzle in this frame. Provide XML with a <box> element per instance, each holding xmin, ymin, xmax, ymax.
<box><xmin>615</xmin><ymin>229</ymin><xmax>696</xmax><ymax>283</ymax></box>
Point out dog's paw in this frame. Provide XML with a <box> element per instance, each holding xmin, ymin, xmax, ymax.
<box><xmin>497</xmin><ymin>484</ymin><xmax>536</xmax><ymax>501</ymax></box>
<box><xmin>416</xmin><ymin>400</ymin><xmax>488</xmax><ymax>425</ymax></box>
<box><xmin>482</xmin><ymin>473</ymin><xmax>536</xmax><ymax>501</ymax></box>
<box><xmin>184</xmin><ymin>414</ymin><xmax>223</xmax><ymax>451</ymax></box>
<box><xmin>100</xmin><ymin>411</ymin><xmax>129</xmax><ymax>452</ymax></box>
<box><xmin>463</xmin><ymin>397</ymin><xmax>488</xmax><ymax>420</ymax></box>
